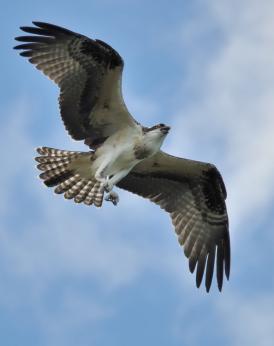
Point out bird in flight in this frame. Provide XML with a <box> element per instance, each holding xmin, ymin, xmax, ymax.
<box><xmin>14</xmin><ymin>22</ymin><xmax>230</xmax><ymax>292</ymax></box>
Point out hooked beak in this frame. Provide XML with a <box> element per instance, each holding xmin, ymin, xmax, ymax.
<box><xmin>160</xmin><ymin>126</ymin><xmax>170</xmax><ymax>135</ymax></box>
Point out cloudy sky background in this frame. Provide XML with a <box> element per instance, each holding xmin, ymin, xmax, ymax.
<box><xmin>1</xmin><ymin>0</ymin><xmax>274</xmax><ymax>345</ymax></box>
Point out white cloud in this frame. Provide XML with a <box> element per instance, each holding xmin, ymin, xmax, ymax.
<box><xmin>218</xmin><ymin>293</ymin><xmax>274</xmax><ymax>346</ymax></box>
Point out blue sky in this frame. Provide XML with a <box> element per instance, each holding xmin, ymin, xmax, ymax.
<box><xmin>1</xmin><ymin>0</ymin><xmax>274</xmax><ymax>345</ymax></box>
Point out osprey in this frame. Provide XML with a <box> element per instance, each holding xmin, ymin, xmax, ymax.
<box><xmin>15</xmin><ymin>22</ymin><xmax>230</xmax><ymax>292</ymax></box>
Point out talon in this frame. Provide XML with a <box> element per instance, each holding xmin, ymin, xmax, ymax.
<box><xmin>105</xmin><ymin>191</ymin><xmax>119</xmax><ymax>206</ymax></box>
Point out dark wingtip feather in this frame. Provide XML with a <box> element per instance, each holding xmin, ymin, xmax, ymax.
<box><xmin>15</xmin><ymin>35</ymin><xmax>52</xmax><ymax>43</ymax></box>
<box><xmin>19</xmin><ymin>51</ymin><xmax>32</xmax><ymax>57</ymax></box>
<box><xmin>224</xmin><ymin>234</ymin><xmax>231</xmax><ymax>280</ymax></box>
<box><xmin>20</xmin><ymin>26</ymin><xmax>52</xmax><ymax>36</ymax></box>
<box><xmin>189</xmin><ymin>257</ymin><xmax>197</xmax><ymax>274</ymax></box>
<box><xmin>216</xmin><ymin>242</ymin><xmax>224</xmax><ymax>291</ymax></box>
<box><xmin>196</xmin><ymin>277</ymin><xmax>202</xmax><ymax>288</ymax></box>
<box><xmin>32</xmin><ymin>21</ymin><xmax>76</xmax><ymax>36</ymax></box>
<box><xmin>15</xmin><ymin>36</ymin><xmax>35</xmax><ymax>42</ymax></box>
<box><xmin>205</xmin><ymin>246</ymin><xmax>216</xmax><ymax>293</ymax></box>
<box><xmin>20</xmin><ymin>26</ymin><xmax>32</xmax><ymax>32</ymax></box>
<box><xmin>217</xmin><ymin>281</ymin><xmax>223</xmax><ymax>292</ymax></box>
<box><xmin>196</xmin><ymin>252</ymin><xmax>206</xmax><ymax>288</ymax></box>
<box><xmin>15</xmin><ymin>36</ymin><xmax>24</xmax><ymax>41</ymax></box>
<box><xmin>32</xmin><ymin>21</ymin><xmax>49</xmax><ymax>27</ymax></box>
<box><xmin>225</xmin><ymin>261</ymin><xmax>230</xmax><ymax>280</ymax></box>
<box><xmin>14</xmin><ymin>43</ymin><xmax>37</xmax><ymax>50</ymax></box>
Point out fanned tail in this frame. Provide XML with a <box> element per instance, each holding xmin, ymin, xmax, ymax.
<box><xmin>35</xmin><ymin>147</ymin><xmax>104</xmax><ymax>207</ymax></box>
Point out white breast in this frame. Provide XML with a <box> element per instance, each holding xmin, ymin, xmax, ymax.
<box><xmin>92</xmin><ymin>125</ymin><xmax>142</xmax><ymax>178</ymax></box>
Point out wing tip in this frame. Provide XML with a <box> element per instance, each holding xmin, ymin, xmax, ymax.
<box><xmin>20</xmin><ymin>26</ymin><xmax>31</xmax><ymax>32</ymax></box>
<box><xmin>31</xmin><ymin>21</ymin><xmax>76</xmax><ymax>36</ymax></box>
<box><xmin>32</xmin><ymin>21</ymin><xmax>50</xmax><ymax>27</ymax></box>
<box><xmin>217</xmin><ymin>282</ymin><xmax>223</xmax><ymax>292</ymax></box>
<box><xmin>225</xmin><ymin>265</ymin><xmax>230</xmax><ymax>280</ymax></box>
<box><xmin>189</xmin><ymin>241</ymin><xmax>230</xmax><ymax>293</ymax></box>
<box><xmin>224</xmin><ymin>233</ymin><xmax>231</xmax><ymax>280</ymax></box>
<box><xmin>14</xmin><ymin>36</ymin><xmax>24</xmax><ymax>42</ymax></box>
<box><xmin>32</xmin><ymin>20</ymin><xmax>42</xmax><ymax>26</ymax></box>
<box><xmin>189</xmin><ymin>257</ymin><xmax>197</xmax><ymax>274</ymax></box>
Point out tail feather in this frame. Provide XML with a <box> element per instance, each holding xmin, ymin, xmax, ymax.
<box><xmin>39</xmin><ymin>167</ymin><xmax>70</xmax><ymax>180</ymax></box>
<box><xmin>37</xmin><ymin>147</ymin><xmax>81</xmax><ymax>157</ymax></box>
<box><xmin>93</xmin><ymin>182</ymin><xmax>104</xmax><ymax>207</ymax></box>
<box><xmin>74</xmin><ymin>181</ymin><xmax>93</xmax><ymax>203</ymax></box>
<box><xmin>43</xmin><ymin>171</ymin><xmax>74</xmax><ymax>187</ymax></box>
<box><xmin>54</xmin><ymin>175</ymin><xmax>81</xmax><ymax>194</ymax></box>
<box><xmin>64</xmin><ymin>179</ymin><xmax>87</xmax><ymax>199</ymax></box>
<box><xmin>37</xmin><ymin>160</ymin><xmax>71</xmax><ymax>171</ymax></box>
<box><xmin>36</xmin><ymin>146</ymin><xmax>104</xmax><ymax>207</ymax></box>
<box><xmin>84</xmin><ymin>182</ymin><xmax>103</xmax><ymax>206</ymax></box>
<box><xmin>35</xmin><ymin>156</ymin><xmax>70</xmax><ymax>164</ymax></box>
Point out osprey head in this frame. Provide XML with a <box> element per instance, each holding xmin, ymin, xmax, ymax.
<box><xmin>145</xmin><ymin>123</ymin><xmax>171</xmax><ymax>136</ymax></box>
<box><xmin>142</xmin><ymin>123</ymin><xmax>170</xmax><ymax>155</ymax></box>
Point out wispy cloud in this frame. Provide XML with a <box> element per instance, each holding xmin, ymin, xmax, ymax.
<box><xmin>218</xmin><ymin>292</ymin><xmax>274</xmax><ymax>346</ymax></box>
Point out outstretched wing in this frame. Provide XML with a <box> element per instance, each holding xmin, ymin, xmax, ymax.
<box><xmin>117</xmin><ymin>151</ymin><xmax>230</xmax><ymax>292</ymax></box>
<box><xmin>14</xmin><ymin>22</ymin><xmax>136</xmax><ymax>145</ymax></box>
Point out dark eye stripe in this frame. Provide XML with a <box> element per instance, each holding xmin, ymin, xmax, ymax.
<box><xmin>143</xmin><ymin>124</ymin><xmax>166</xmax><ymax>132</ymax></box>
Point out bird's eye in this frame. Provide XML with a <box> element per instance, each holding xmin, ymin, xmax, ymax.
<box><xmin>159</xmin><ymin>123</ymin><xmax>165</xmax><ymax>127</ymax></box>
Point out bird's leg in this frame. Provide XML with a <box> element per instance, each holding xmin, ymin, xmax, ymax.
<box><xmin>96</xmin><ymin>166</ymin><xmax>129</xmax><ymax>206</ymax></box>
<box><xmin>95</xmin><ymin>173</ymin><xmax>118</xmax><ymax>206</ymax></box>
<box><xmin>94</xmin><ymin>157</ymin><xmax>124</xmax><ymax>193</ymax></box>
<box><xmin>102</xmin><ymin>175</ymin><xmax>113</xmax><ymax>193</ymax></box>
<box><xmin>103</xmin><ymin>176</ymin><xmax>118</xmax><ymax>205</ymax></box>
<box><xmin>103</xmin><ymin>169</ymin><xmax>130</xmax><ymax>206</ymax></box>
<box><xmin>95</xmin><ymin>171</ymin><xmax>117</xmax><ymax>205</ymax></box>
<box><xmin>95</xmin><ymin>164</ymin><xmax>113</xmax><ymax>192</ymax></box>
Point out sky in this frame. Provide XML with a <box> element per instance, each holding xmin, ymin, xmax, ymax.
<box><xmin>1</xmin><ymin>0</ymin><xmax>274</xmax><ymax>345</ymax></box>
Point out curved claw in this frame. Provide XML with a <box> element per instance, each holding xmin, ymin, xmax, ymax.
<box><xmin>105</xmin><ymin>191</ymin><xmax>119</xmax><ymax>206</ymax></box>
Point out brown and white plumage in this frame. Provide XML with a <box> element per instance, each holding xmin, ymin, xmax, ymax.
<box><xmin>118</xmin><ymin>152</ymin><xmax>230</xmax><ymax>292</ymax></box>
<box><xmin>15</xmin><ymin>22</ymin><xmax>231</xmax><ymax>292</ymax></box>
<box><xmin>14</xmin><ymin>21</ymin><xmax>136</xmax><ymax>146</ymax></box>
<box><xmin>35</xmin><ymin>147</ymin><xmax>104</xmax><ymax>207</ymax></box>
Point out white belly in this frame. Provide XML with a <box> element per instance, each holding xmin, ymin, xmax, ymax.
<box><xmin>92</xmin><ymin>127</ymin><xmax>141</xmax><ymax>182</ymax></box>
